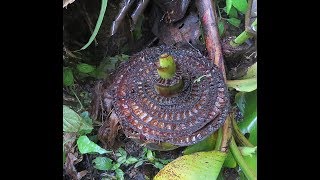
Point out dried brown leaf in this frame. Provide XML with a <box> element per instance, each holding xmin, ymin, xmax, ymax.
<box><xmin>157</xmin><ymin>13</ymin><xmax>201</xmax><ymax>46</ymax></box>
<box><xmin>63</xmin><ymin>132</ymin><xmax>77</xmax><ymax>153</ymax></box>
<box><xmin>98</xmin><ymin>111</ymin><xmax>120</xmax><ymax>148</ymax></box>
<box><xmin>65</xmin><ymin>153</ymin><xmax>78</xmax><ymax>179</ymax></box>
<box><xmin>77</xmin><ymin>170</ymin><xmax>88</xmax><ymax>179</ymax></box>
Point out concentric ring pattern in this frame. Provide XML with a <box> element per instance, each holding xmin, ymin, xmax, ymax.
<box><xmin>110</xmin><ymin>46</ymin><xmax>229</xmax><ymax>146</ymax></box>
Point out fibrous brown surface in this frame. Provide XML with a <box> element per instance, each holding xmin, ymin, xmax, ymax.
<box><xmin>106</xmin><ymin>45</ymin><xmax>229</xmax><ymax>149</ymax></box>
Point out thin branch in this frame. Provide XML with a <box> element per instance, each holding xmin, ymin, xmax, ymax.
<box><xmin>131</xmin><ymin>0</ymin><xmax>150</xmax><ymax>27</ymax></box>
<box><xmin>111</xmin><ymin>0</ymin><xmax>135</xmax><ymax>36</ymax></box>
<box><xmin>196</xmin><ymin>0</ymin><xmax>226</xmax><ymax>80</ymax></box>
<box><xmin>196</xmin><ymin>0</ymin><xmax>230</xmax><ymax>152</ymax></box>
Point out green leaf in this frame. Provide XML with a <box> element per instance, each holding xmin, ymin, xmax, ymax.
<box><xmin>120</xmin><ymin>54</ymin><xmax>129</xmax><ymax>61</ymax></box>
<box><xmin>79</xmin><ymin>0</ymin><xmax>108</xmax><ymax>50</ymax></box>
<box><xmin>243</xmin><ymin>153</ymin><xmax>257</xmax><ymax>175</ymax></box>
<box><xmin>142</xmin><ymin>147</ymin><xmax>148</xmax><ymax>157</ymax></box>
<box><xmin>217</xmin><ymin>171</ymin><xmax>225</xmax><ymax>180</ymax></box>
<box><xmin>226</xmin><ymin>0</ymin><xmax>232</xmax><ymax>14</ymax></box>
<box><xmin>227</xmin><ymin>62</ymin><xmax>257</xmax><ymax>92</ymax></box>
<box><xmin>117</xmin><ymin>148</ymin><xmax>127</xmax><ymax>157</ymax></box>
<box><xmin>154</xmin><ymin>151</ymin><xmax>227</xmax><ymax>180</ymax></box>
<box><xmin>239</xmin><ymin>146</ymin><xmax>257</xmax><ymax>157</ymax></box>
<box><xmin>158</xmin><ymin>159</ymin><xmax>172</xmax><ymax>165</ymax></box>
<box><xmin>80</xmin><ymin>111</ymin><xmax>93</xmax><ymax>126</ymax></box>
<box><xmin>236</xmin><ymin>90</ymin><xmax>257</xmax><ymax>146</ymax></box>
<box><xmin>93</xmin><ymin>157</ymin><xmax>113</xmax><ymax>170</ymax></box>
<box><xmin>223</xmin><ymin>151</ymin><xmax>237</xmax><ymax>168</ymax></box>
<box><xmin>134</xmin><ymin>160</ymin><xmax>144</xmax><ymax>168</ymax></box>
<box><xmin>242</xmin><ymin>62</ymin><xmax>257</xmax><ymax>79</ymax></box>
<box><xmin>77</xmin><ymin>63</ymin><xmax>96</xmax><ymax>73</ymax></box>
<box><xmin>228</xmin><ymin>6</ymin><xmax>238</xmax><ymax>18</ymax></box>
<box><xmin>154</xmin><ymin>162</ymin><xmax>164</xmax><ymax>169</ymax></box>
<box><xmin>63</xmin><ymin>68</ymin><xmax>74</xmax><ymax>86</ymax></box>
<box><xmin>111</xmin><ymin>163</ymin><xmax>121</xmax><ymax>170</ymax></box>
<box><xmin>63</xmin><ymin>105</ymin><xmax>93</xmax><ymax>134</ymax></box>
<box><xmin>117</xmin><ymin>156</ymin><xmax>127</xmax><ymax>165</ymax></box>
<box><xmin>233</xmin><ymin>0</ymin><xmax>248</xmax><ymax>14</ymax></box>
<box><xmin>227</xmin><ymin>18</ymin><xmax>241</xmax><ymax>28</ymax></box>
<box><xmin>183</xmin><ymin>132</ymin><xmax>217</xmax><ymax>155</ymax></box>
<box><xmin>125</xmin><ymin>157</ymin><xmax>139</xmax><ymax>165</ymax></box>
<box><xmin>115</xmin><ymin>168</ymin><xmax>125</xmax><ymax>180</ymax></box>
<box><xmin>247</xmin><ymin>121</ymin><xmax>257</xmax><ymax>145</ymax></box>
<box><xmin>77</xmin><ymin>135</ymin><xmax>111</xmax><ymax>154</ymax></box>
<box><xmin>218</xmin><ymin>21</ymin><xmax>225</xmax><ymax>36</ymax></box>
<box><xmin>147</xmin><ymin>149</ymin><xmax>155</xmax><ymax>162</ymax></box>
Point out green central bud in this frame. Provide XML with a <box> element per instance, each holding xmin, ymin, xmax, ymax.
<box><xmin>154</xmin><ymin>54</ymin><xmax>184</xmax><ymax>97</ymax></box>
<box><xmin>157</xmin><ymin>53</ymin><xmax>176</xmax><ymax>79</ymax></box>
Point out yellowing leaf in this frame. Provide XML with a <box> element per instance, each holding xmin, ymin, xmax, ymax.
<box><xmin>227</xmin><ymin>62</ymin><xmax>257</xmax><ymax>92</ymax></box>
<box><xmin>154</xmin><ymin>151</ymin><xmax>227</xmax><ymax>180</ymax></box>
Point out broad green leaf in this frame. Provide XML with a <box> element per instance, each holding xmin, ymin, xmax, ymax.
<box><xmin>218</xmin><ymin>21</ymin><xmax>225</xmax><ymax>36</ymax></box>
<box><xmin>223</xmin><ymin>151</ymin><xmax>237</xmax><ymax>168</ymax></box>
<box><xmin>233</xmin><ymin>0</ymin><xmax>248</xmax><ymax>14</ymax></box>
<box><xmin>63</xmin><ymin>68</ymin><xmax>74</xmax><ymax>86</ymax></box>
<box><xmin>63</xmin><ymin>105</ymin><xmax>93</xmax><ymax>134</ymax></box>
<box><xmin>243</xmin><ymin>153</ymin><xmax>257</xmax><ymax>175</ymax></box>
<box><xmin>239</xmin><ymin>152</ymin><xmax>257</xmax><ymax>180</ymax></box>
<box><xmin>77</xmin><ymin>135</ymin><xmax>111</xmax><ymax>154</ymax></box>
<box><xmin>93</xmin><ymin>157</ymin><xmax>113</xmax><ymax>170</ymax></box>
<box><xmin>226</xmin><ymin>0</ymin><xmax>233</xmax><ymax>14</ymax></box>
<box><xmin>115</xmin><ymin>168</ymin><xmax>125</xmax><ymax>180</ymax></box>
<box><xmin>183</xmin><ymin>133</ymin><xmax>217</xmax><ymax>155</ymax></box>
<box><xmin>236</xmin><ymin>90</ymin><xmax>257</xmax><ymax>146</ymax></box>
<box><xmin>228</xmin><ymin>6</ymin><xmax>238</xmax><ymax>18</ymax></box>
<box><xmin>247</xmin><ymin>121</ymin><xmax>257</xmax><ymax>145</ymax></box>
<box><xmin>239</xmin><ymin>146</ymin><xmax>257</xmax><ymax>157</ymax></box>
<box><xmin>125</xmin><ymin>157</ymin><xmax>139</xmax><ymax>165</ymax></box>
<box><xmin>154</xmin><ymin>162</ymin><xmax>164</xmax><ymax>169</ymax></box>
<box><xmin>227</xmin><ymin>18</ymin><xmax>241</xmax><ymax>28</ymax></box>
<box><xmin>227</xmin><ymin>62</ymin><xmax>257</xmax><ymax>92</ymax></box>
<box><xmin>77</xmin><ymin>63</ymin><xmax>96</xmax><ymax>73</ymax></box>
<box><xmin>79</xmin><ymin>0</ymin><xmax>108</xmax><ymax>50</ymax></box>
<box><xmin>154</xmin><ymin>151</ymin><xmax>227</xmax><ymax>180</ymax></box>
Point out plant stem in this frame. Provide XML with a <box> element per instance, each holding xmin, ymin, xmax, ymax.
<box><xmin>196</xmin><ymin>0</ymin><xmax>226</xmax><ymax>78</ymax></box>
<box><xmin>70</xmin><ymin>86</ymin><xmax>84</xmax><ymax>111</ymax></box>
<box><xmin>220</xmin><ymin>115</ymin><xmax>232</xmax><ymax>152</ymax></box>
<box><xmin>157</xmin><ymin>53</ymin><xmax>176</xmax><ymax>79</ymax></box>
<box><xmin>231</xmin><ymin>115</ymin><xmax>254</xmax><ymax>147</ymax></box>
<box><xmin>230</xmin><ymin>136</ymin><xmax>257</xmax><ymax>180</ymax></box>
<box><xmin>230</xmin><ymin>19</ymin><xmax>257</xmax><ymax>47</ymax></box>
<box><xmin>214</xmin><ymin>128</ymin><xmax>223</xmax><ymax>150</ymax></box>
